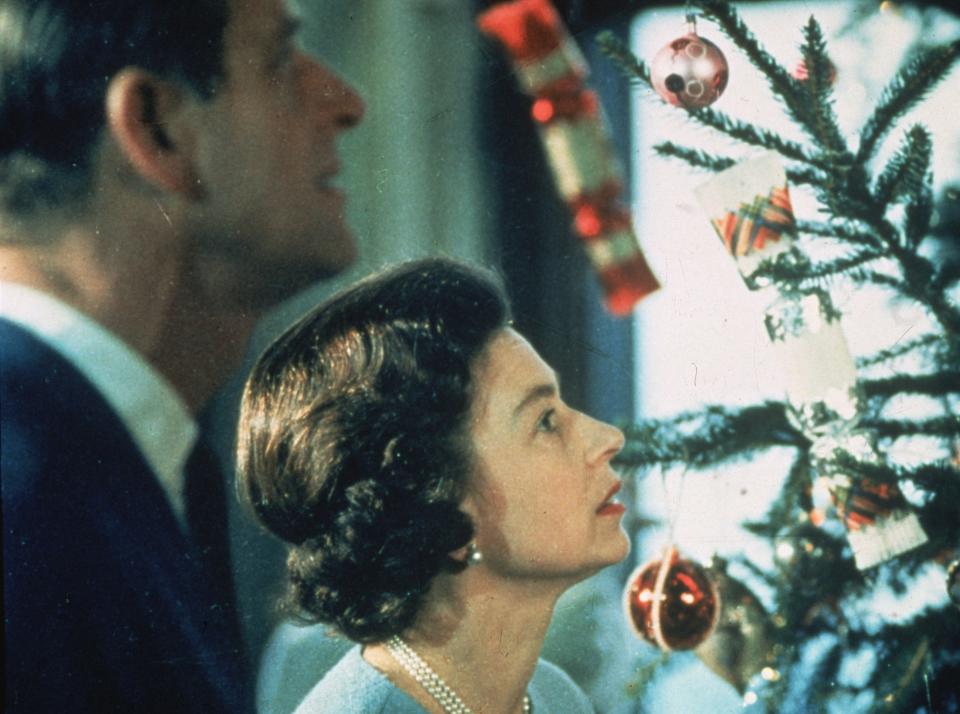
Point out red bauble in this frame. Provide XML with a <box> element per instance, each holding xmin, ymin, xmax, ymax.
<box><xmin>624</xmin><ymin>547</ymin><xmax>721</xmax><ymax>650</ymax></box>
<box><xmin>650</xmin><ymin>33</ymin><xmax>728</xmax><ymax>109</ymax></box>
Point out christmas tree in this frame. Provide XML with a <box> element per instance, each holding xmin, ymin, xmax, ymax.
<box><xmin>598</xmin><ymin>1</ymin><xmax>960</xmax><ymax>711</ymax></box>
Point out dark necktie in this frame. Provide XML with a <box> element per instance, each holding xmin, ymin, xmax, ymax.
<box><xmin>185</xmin><ymin>439</ymin><xmax>235</xmax><ymax>604</ymax></box>
<box><xmin>184</xmin><ymin>438</ymin><xmax>251</xmax><ymax>688</ymax></box>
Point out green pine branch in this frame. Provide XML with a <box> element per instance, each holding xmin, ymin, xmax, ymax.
<box><xmin>801</xmin><ymin>192</ymin><xmax>958</xmax><ymax>337</ymax></box>
<box><xmin>798</xmin><ymin>17</ymin><xmax>848</xmax><ymax>157</ymax></box>
<box><xmin>794</xmin><ymin>220</ymin><xmax>865</xmax><ymax>240</ymax></box>
<box><xmin>786</xmin><ymin>165</ymin><xmax>833</xmax><ymax>190</ymax></box>
<box><xmin>615</xmin><ymin>402</ymin><xmax>804</xmax><ymax>469</ymax></box>
<box><xmin>689</xmin><ymin>107</ymin><xmax>822</xmax><ymax>165</ymax></box>
<box><xmin>769</xmin><ymin>524</ymin><xmax>858</xmax><ymax>636</ymax></box>
<box><xmin>652</xmin><ymin>142</ymin><xmax>736</xmax><ymax>173</ymax></box>
<box><xmin>595</xmin><ymin>31</ymin><xmax>650</xmax><ymax>87</ymax></box>
<box><xmin>850</xmin><ymin>610</ymin><xmax>960</xmax><ymax>656</ymax></box>
<box><xmin>810</xmin><ymin>646</ymin><xmax>848</xmax><ymax>711</ymax></box>
<box><xmin>916</xmin><ymin>476</ymin><xmax>960</xmax><ymax>553</ymax></box>
<box><xmin>874</xmin><ymin>125</ymin><xmax>933</xmax><ymax>207</ymax></box>
<box><xmin>857</xmin><ymin>38</ymin><xmax>960</xmax><ymax>164</ymax></box>
<box><xmin>863</xmin><ymin>371</ymin><xmax>960</xmax><ymax>399</ymax></box>
<box><xmin>856</xmin><ymin>333</ymin><xmax>945</xmax><ymax>367</ymax></box>
<box><xmin>754</xmin><ymin>453</ymin><xmax>812</xmax><ymax>529</ymax></box>
<box><xmin>749</xmin><ymin>246</ymin><xmax>905</xmax><ymax>291</ymax></box>
<box><xmin>866</xmin><ymin>415</ymin><xmax>960</xmax><ymax>439</ymax></box>
<box><xmin>898</xmin><ymin>462</ymin><xmax>960</xmax><ymax>493</ymax></box>
<box><xmin>870</xmin><ymin>126</ymin><xmax>937</xmax><ymax>249</ymax></box>
<box><xmin>932</xmin><ymin>260</ymin><xmax>960</xmax><ymax>292</ymax></box>
<box><xmin>867</xmin><ymin>636</ymin><xmax>936</xmax><ymax>712</ymax></box>
<box><xmin>919</xmin><ymin>290</ymin><xmax>960</xmax><ymax>348</ymax></box>
<box><xmin>904</xmin><ymin>178</ymin><xmax>934</xmax><ymax>248</ymax></box>
<box><xmin>860</xmin><ymin>270</ymin><xmax>909</xmax><ymax>292</ymax></box>
<box><xmin>653</xmin><ymin>143</ymin><xmax>831</xmax><ymax>190</ymax></box>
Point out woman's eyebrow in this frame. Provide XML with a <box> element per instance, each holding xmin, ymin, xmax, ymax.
<box><xmin>512</xmin><ymin>381</ymin><xmax>558</xmax><ymax>420</ymax></box>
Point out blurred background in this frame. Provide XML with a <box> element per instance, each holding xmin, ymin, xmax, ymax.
<box><xmin>200</xmin><ymin>1</ymin><xmax>959</xmax><ymax>712</ymax></box>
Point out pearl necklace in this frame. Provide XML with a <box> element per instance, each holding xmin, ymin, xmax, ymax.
<box><xmin>385</xmin><ymin>635</ymin><xmax>532</xmax><ymax>714</ymax></box>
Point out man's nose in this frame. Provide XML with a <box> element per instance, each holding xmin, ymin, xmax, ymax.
<box><xmin>298</xmin><ymin>54</ymin><xmax>366</xmax><ymax>129</ymax></box>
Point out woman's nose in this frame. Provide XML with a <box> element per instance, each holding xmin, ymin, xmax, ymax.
<box><xmin>584</xmin><ymin>414</ymin><xmax>625</xmax><ymax>466</ymax></box>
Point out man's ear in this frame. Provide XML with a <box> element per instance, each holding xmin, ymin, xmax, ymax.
<box><xmin>105</xmin><ymin>68</ymin><xmax>202</xmax><ymax>197</ymax></box>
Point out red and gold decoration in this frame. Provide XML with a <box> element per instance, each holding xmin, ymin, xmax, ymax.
<box><xmin>708</xmin><ymin>185</ymin><xmax>795</xmax><ymax>258</ymax></box>
<box><xmin>624</xmin><ymin>546</ymin><xmax>720</xmax><ymax>650</ymax></box>
<box><xmin>694</xmin><ymin>152</ymin><xmax>797</xmax><ymax>288</ymax></box>
<box><xmin>694</xmin><ymin>558</ymin><xmax>775</xmax><ymax>694</ymax></box>
<box><xmin>817</xmin><ymin>437</ymin><xmax>921</xmax><ymax>535</ymax></box>
<box><xmin>806</xmin><ymin>452</ymin><xmax>927</xmax><ymax>572</ymax></box>
<box><xmin>650</xmin><ymin>18</ymin><xmax>729</xmax><ymax>110</ymax></box>
<box><xmin>478</xmin><ymin>0</ymin><xmax>659</xmax><ymax>315</ymax></box>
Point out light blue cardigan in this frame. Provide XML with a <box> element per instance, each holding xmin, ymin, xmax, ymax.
<box><xmin>292</xmin><ymin>645</ymin><xmax>595</xmax><ymax>713</ymax></box>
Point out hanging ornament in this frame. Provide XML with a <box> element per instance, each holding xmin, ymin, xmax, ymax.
<box><xmin>695</xmin><ymin>152</ymin><xmax>926</xmax><ymax>571</ymax></box>
<box><xmin>809</xmin><ymin>428</ymin><xmax>928</xmax><ymax>570</ymax></box>
<box><xmin>477</xmin><ymin>0</ymin><xmax>659</xmax><ymax>315</ymax></box>
<box><xmin>624</xmin><ymin>546</ymin><xmax>720</xmax><ymax>650</ymax></box>
<box><xmin>694</xmin><ymin>152</ymin><xmax>798</xmax><ymax>290</ymax></box>
<box><xmin>650</xmin><ymin>15</ymin><xmax>729</xmax><ymax>110</ymax></box>
<box><xmin>767</xmin><ymin>293</ymin><xmax>928</xmax><ymax>570</ymax></box>
<box><xmin>947</xmin><ymin>559</ymin><xmax>960</xmax><ymax>608</ymax></box>
<box><xmin>694</xmin><ymin>558</ymin><xmax>775</xmax><ymax>694</ymax></box>
<box><xmin>763</xmin><ymin>290</ymin><xmax>863</xmax><ymax>433</ymax></box>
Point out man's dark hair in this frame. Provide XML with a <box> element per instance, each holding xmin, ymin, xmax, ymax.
<box><xmin>237</xmin><ymin>257</ymin><xmax>512</xmax><ymax>643</ymax></box>
<box><xmin>0</xmin><ymin>0</ymin><xmax>228</xmax><ymax>218</ymax></box>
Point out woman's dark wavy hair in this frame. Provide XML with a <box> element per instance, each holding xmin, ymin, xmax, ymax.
<box><xmin>237</xmin><ymin>258</ymin><xmax>511</xmax><ymax>643</ymax></box>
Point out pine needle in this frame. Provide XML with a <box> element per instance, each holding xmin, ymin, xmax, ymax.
<box><xmin>857</xmin><ymin>39</ymin><xmax>960</xmax><ymax>163</ymax></box>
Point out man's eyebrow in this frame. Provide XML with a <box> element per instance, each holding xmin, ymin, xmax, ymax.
<box><xmin>512</xmin><ymin>381</ymin><xmax>558</xmax><ymax>420</ymax></box>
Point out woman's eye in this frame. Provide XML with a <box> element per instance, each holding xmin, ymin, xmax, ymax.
<box><xmin>537</xmin><ymin>409</ymin><xmax>559</xmax><ymax>434</ymax></box>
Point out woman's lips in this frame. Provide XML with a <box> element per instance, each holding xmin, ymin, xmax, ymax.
<box><xmin>597</xmin><ymin>482</ymin><xmax>625</xmax><ymax>516</ymax></box>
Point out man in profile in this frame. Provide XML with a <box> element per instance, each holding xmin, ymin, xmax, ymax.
<box><xmin>1</xmin><ymin>0</ymin><xmax>364</xmax><ymax>711</ymax></box>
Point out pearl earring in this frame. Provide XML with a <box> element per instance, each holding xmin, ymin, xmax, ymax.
<box><xmin>467</xmin><ymin>542</ymin><xmax>483</xmax><ymax>565</ymax></box>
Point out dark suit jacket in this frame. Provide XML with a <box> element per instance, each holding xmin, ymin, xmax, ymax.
<box><xmin>2</xmin><ymin>319</ymin><xmax>252</xmax><ymax>713</ymax></box>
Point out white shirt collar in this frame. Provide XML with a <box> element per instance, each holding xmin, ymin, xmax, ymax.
<box><xmin>0</xmin><ymin>281</ymin><xmax>197</xmax><ymax>529</ymax></box>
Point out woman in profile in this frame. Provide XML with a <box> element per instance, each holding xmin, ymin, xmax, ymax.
<box><xmin>238</xmin><ymin>258</ymin><xmax>628</xmax><ymax>714</ymax></box>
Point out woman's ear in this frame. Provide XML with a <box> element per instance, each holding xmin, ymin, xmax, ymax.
<box><xmin>449</xmin><ymin>543</ymin><xmax>471</xmax><ymax>564</ymax></box>
<box><xmin>450</xmin><ymin>495</ymin><xmax>482</xmax><ymax>565</ymax></box>
<box><xmin>105</xmin><ymin>68</ymin><xmax>201</xmax><ymax>197</ymax></box>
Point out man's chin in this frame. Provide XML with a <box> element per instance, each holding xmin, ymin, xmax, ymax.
<box><xmin>238</xmin><ymin>247</ymin><xmax>357</xmax><ymax>311</ymax></box>
<box><xmin>189</xmin><ymin>225</ymin><xmax>358</xmax><ymax>312</ymax></box>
